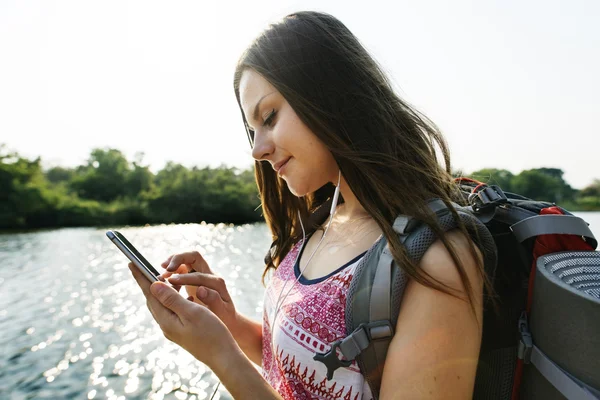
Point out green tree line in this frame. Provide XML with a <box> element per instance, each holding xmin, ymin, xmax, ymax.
<box><xmin>1</xmin><ymin>145</ymin><xmax>599</xmax><ymax>230</ymax></box>
<box><xmin>466</xmin><ymin>168</ymin><xmax>600</xmax><ymax>211</ymax></box>
<box><xmin>0</xmin><ymin>146</ymin><xmax>260</xmax><ymax>229</ymax></box>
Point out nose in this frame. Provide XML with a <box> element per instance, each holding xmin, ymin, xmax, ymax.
<box><xmin>251</xmin><ymin>129</ymin><xmax>275</xmax><ymax>161</ymax></box>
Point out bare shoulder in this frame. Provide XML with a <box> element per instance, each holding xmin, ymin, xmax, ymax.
<box><xmin>378</xmin><ymin>230</ymin><xmax>485</xmax><ymax>399</ymax></box>
<box><xmin>418</xmin><ymin>229</ymin><xmax>484</xmax><ymax>296</ymax></box>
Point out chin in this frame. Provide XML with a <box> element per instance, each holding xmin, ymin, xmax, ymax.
<box><xmin>285</xmin><ymin>178</ymin><xmax>322</xmax><ymax>198</ymax></box>
<box><xmin>286</xmin><ymin>184</ymin><xmax>308</xmax><ymax>198</ymax></box>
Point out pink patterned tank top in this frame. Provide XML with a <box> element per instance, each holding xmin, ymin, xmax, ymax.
<box><xmin>261</xmin><ymin>238</ymin><xmax>373</xmax><ymax>400</ymax></box>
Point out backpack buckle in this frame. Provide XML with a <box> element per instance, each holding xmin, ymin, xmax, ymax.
<box><xmin>313</xmin><ymin>340</ymin><xmax>353</xmax><ymax>380</ymax></box>
<box><xmin>314</xmin><ymin>321</ymin><xmax>395</xmax><ymax>381</ymax></box>
<box><xmin>471</xmin><ymin>185</ymin><xmax>508</xmax><ymax>211</ymax></box>
<box><xmin>517</xmin><ymin>311</ymin><xmax>533</xmax><ymax>364</ymax></box>
<box><xmin>362</xmin><ymin>320</ymin><xmax>394</xmax><ymax>342</ymax></box>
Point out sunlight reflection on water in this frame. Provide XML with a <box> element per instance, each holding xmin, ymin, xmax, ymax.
<box><xmin>0</xmin><ymin>222</ymin><xmax>272</xmax><ymax>400</ymax></box>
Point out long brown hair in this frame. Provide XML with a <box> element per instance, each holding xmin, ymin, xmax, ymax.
<box><xmin>233</xmin><ymin>11</ymin><xmax>492</xmax><ymax>312</ymax></box>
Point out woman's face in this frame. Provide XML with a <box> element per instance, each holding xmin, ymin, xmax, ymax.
<box><xmin>238</xmin><ymin>69</ymin><xmax>338</xmax><ymax>197</ymax></box>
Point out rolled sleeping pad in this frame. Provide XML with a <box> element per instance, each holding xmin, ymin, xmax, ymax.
<box><xmin>521</xmin><ymin>251</ymin><xmax>600</xmax><ymax>399</ymax></box>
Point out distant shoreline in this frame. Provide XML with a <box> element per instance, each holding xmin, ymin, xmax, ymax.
<box><xmin>2</xmin><ymin>146</ymin><xmax>600</xmax><ymax>230</ymax></box>
<box><xmin>2</xmin><ymin>211</ymin><xmax>600</xmax><ymax>235</ymax></box>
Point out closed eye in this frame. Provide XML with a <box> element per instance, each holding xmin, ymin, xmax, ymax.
<box><xmin>262</xmin><ymin>109</ymin><xmax>277</xmax><ymax>127</ymax></box>
<box><xmin>245</xmin><ymin>109</ymin><xmax>275</xmax><ymax>147</ymax></box>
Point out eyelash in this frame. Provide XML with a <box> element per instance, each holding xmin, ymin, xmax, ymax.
<box><xmin>247</xmin><ymin>109</ymin><xmax>277</xmax><ymax>145</ymax></box>
<box><xmin>262</xmin><ymin>109</ymin><xmax>277</xmax><ymax>127</ymax></box>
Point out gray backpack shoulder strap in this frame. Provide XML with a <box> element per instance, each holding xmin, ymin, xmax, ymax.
<box><xmin>313</xmin><ymin>199</ymin><xmax>497</xmax><ymax>399</ymax></box>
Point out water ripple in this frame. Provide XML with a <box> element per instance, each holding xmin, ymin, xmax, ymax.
<box><xmin>0</xmin><ymin>223</ymin><xmax>272</xmax><ymax>399</ymax></box>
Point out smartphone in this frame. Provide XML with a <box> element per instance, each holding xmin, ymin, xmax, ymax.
<box><xmin>106</xmin><ymin>230</ymin><xmax>161</xmax><ymax>282</ymax></box>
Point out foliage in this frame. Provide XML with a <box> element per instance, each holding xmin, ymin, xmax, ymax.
<box><xmin>468</xmin><ymin>168</ymin><xmax>515</xmax><ymax>193</ymax></box>
<box><xmin>0</xmin><ymin>146</ymin><xmax>262</xmax><ymax>229</ymax></box>
<box><xmin>469</xmin><ymin>167</ymin><xmax>578</xmax><ymax>203</ymax></box>
<box><xmin>0</xmin><ymin>143</ymin><xmax>599</xmax><ymax>230</ymax></box>
<box><xmin>580</xmin><ymin>179</ymin><xmax>600</xmax><ymax>198</ymax></box>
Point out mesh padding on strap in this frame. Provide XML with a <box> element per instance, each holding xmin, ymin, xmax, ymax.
<box><xmin>346</xmin><ymin>202</ymin><xmax>497</xmax><ymax>399</ymax></box>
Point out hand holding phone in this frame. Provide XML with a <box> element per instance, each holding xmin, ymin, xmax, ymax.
<box><xmin>106</xmin><ymin>230</ymin><xmax>162</xmax><ymax>282</ymax></box>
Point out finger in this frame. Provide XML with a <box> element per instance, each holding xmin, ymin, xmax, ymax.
<box><xmin>182</xmin><ymin>285</ymin><xmax>208</xmax><ymax>306</ymax></box>
<box><xmin>168</xmin><ymin>273</ymin><xmax>232</xmax><ymax>303</ymax></box>
<box><xmin>159</xmin><ymin>269</ymin><xmax>183</xmax><ymax>292</ymax></box>
<box><xmin>161</xmin><ymin>264</ymin><xmax>189</xmax><ymax>280</ymax></box>
<box><xmin>184</xmin><ymin>295</ymin><xmax>207</xmax><ymax>307</ymax></box>
<box><xmin>130</xmin><ymin>267</ymin><xmax>175</xmax><ymax>322</ymax></box>
<box><xmin>145</xmin><ymin>283</ymin><xmax>186</xmax><ymax>334</ymax></box>
<box><xmin>171</xmin><ymin>284</ymin><xmax>182</xmax><ymax>293</ymax></box>
<box><xmin>150</xmin><ymin>282</ymin><xmax>194</xmax><ymax>320</ymax></box>
<box><xmin>128</xmin><ymin>263</ymin><xmax>152</xmax><ymax>298</ymax></box>
<box><xmin>196</xmin><ymin>286</ymin><xmax>227</xmax><ymax>312</ymax></box>
<box><xmin>161</xmin><ymin>254</ymin><xmax>175</xmax><ymax>268</ymax></box>
<box><xmin>129</xmin><ymin>263</ymin><xmax>166</xmax><ymax>294</ymax></box>
<box><xmin>165</xmin><ymin>251</ymin><xmax>211</xmax><ymax>273</ymax></box>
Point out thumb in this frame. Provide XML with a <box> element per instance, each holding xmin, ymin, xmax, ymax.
<box><xmin>151</xmin><ymin>282</ymin><xmax>190</xmax><ymax>317</ymax></box>
<box><xmin>197</xmin><ymin>286</ymin><xmax>225</xmax><ymax>312</ymax></box>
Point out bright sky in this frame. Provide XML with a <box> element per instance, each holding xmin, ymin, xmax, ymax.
<box><xmin>1</xmin><ymin>0</ymin><xmax>598</xmax><ymax>189</ymax></box>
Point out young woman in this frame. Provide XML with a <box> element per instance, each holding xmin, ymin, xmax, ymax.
<box><xmin>130</xmin><ymin>11</ymin><xmax>492</xmax><ymax>399</ymax></box>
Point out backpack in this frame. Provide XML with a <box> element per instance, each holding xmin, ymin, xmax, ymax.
<box><xmin>279</xmin><ymin>179</ymin><xmax>600</xmax><ymax>399</ymax></box>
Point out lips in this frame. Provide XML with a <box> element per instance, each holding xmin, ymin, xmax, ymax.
<box><xmin>274</xmin><ymin>157</ymin><xmax>291</xmax><ymax>174</ymax></box>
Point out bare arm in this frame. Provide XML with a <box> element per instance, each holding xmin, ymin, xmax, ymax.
<box><xmin>213</xmin><ymin>346</ymin><xmax>282</xmax><ymax>399</ymax></box>
<box><xmin>379</xmin><ymin>230</ymin><xmax>484</xmax><ymax>399</ymax></box>
<box><xmin>230</xmin><ymin>313</ymin><xmax>264</xmax><ymax>366</ymax></box>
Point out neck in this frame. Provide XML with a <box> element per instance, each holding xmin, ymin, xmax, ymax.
<box><xmin>334</xmin><ymin>175</ymin><xmax>371</xmax><ymax>221</ymax></box>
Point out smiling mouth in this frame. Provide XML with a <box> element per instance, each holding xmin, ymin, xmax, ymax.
<box><xmin>277</xmin><ymin>158</ymin><xmax>291</xmax><ymax>177</ymax></box>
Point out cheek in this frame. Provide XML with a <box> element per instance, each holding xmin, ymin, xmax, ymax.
<box><xmin>283</xmin><ymin>121</ymin><xmax>323</xmax><ymax>161</ymax></box>
<box><xmin>285</xmin><ymin>158</ymin><xmax>334</xmax><ymax>197</ymax></box>
<box><xmin>276</xmin><ymin>108</ymin><xmax>337</xmax><ymax>190</ymax></box>
<box><xmin>277</xmin><ymin>113</ymin><xmax>302</xmax><ymax>146</ymax></box>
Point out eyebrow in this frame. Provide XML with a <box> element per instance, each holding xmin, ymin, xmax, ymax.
<box><xmin>251</xmin><ymin>92</ymin><xmax>277</xmax><ymax>123</ymax></box>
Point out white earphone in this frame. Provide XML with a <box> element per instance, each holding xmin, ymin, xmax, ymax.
<box><xmin>265</xmin><ymin>170</ymin><xmax>342</xmax><ymax>379</ymax></box>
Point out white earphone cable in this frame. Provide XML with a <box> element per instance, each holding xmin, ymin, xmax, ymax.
<box><xmin>265</xmin><ymin>170</ymin><xmax>342</xmax><ymax>380</ymax></box>
<box><xmin>210</xmin><ymin>172</ymin><xmax>342</xmax><ymax>398</ymax></box>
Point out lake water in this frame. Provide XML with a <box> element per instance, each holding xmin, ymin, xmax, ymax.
<box><xmin>1</xmin><ymin>212</ymin><xmax>600</xmax><ymax>400</ymax></box>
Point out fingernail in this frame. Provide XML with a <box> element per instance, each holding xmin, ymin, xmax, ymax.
<box><xmin>170</xmin><ymin>274</ymin><xmax>180</xmax><ymax>280</ymax></box>
<box><xmin>197</xmin><ymin>287</ymin><xmax>207</xmax><ymax>299</ymax></box>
